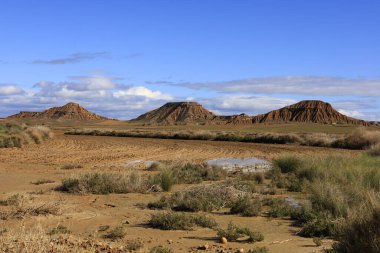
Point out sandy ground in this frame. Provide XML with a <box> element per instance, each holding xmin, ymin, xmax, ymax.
<box><xmin>0</xmin><ymin>131</ymin><xmax>356</xmax><ymax>252</ymax></box>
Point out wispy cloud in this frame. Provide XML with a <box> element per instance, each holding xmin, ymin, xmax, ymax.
<box><xmin>32</xmin><ymin>52</ymin><xmax>111</xmax><ymax>65</ymax></box>
<box><xmin>163</xmin><ymin>76</ymin><xmax>380</xmax><ymax>97</ymax></box>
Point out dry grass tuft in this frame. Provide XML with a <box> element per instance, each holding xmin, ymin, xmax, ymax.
<box><xmin>0</xmin><ymin>194</ymin><xmax>60</xmax><ymax>220</ymax></box>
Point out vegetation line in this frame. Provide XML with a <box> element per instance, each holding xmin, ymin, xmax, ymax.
<box><xmin>65</xmin><ymin>128</ymin><xmax>380</xmax><ymax>150</ymax></box>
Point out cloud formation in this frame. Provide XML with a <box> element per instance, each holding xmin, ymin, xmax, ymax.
<box><xmin>0</xmin><ymin>85</ymin><xmax>24</xmax><ymax>95</ymax></box>
<box><xmin>165</xmin><ymin>76</ymin><xmax>380</xmax><ymax>97</ymax></box>
<box><xmin>0</xmin><ymin>75</ymin><xmax>379</xmax><ymax>121</ymax></box>
<box><xmin>32</xmin><ymin>52</ymin><xmax>111</xmax><ymax>65</ymax></box>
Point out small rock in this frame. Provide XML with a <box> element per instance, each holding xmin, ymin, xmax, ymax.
<box><xmin>220</xmin><ymin>237</ymin><xmax>228</xmax><ymax>244</ymax></box>
<box><xmin>198</xmin><ymin>243</ymin><xmax>209</xmax><ymax>250</ymax></box>
<box><xmin>236</xmin><ymin>249</ymin><xmax>244</xmax><ymax>253</ymax></box>
<box><xmin>167</xmin><ymin>239</ymin><xmax>173</xmax><ymax>244</ymax></box>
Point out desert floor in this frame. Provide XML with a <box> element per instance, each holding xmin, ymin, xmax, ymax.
<box><xmin>0</xmin><ymin>130</ymin><xmax>357</xmax><ymax>252</ymax></box>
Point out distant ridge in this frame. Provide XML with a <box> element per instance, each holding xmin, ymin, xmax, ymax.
<box><xmin>8</xmin><ymin>102</ymin><xmax>108</xmax><ymax>121</ymax></box>
<box><xmin>131</xmin><ymin>102</ymin><xmax>216</xmax><ymax>124</ymax></box>
<box><xmin>132</xmin><ymin>100</ymin><xmax>368</xmax><ymax>126</ymax></box>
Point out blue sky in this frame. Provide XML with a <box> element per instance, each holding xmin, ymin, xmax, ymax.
<box><xmin>1</xmin><ymin>0</ymin><xmax>379</xmax><ymax>120</ymax></box>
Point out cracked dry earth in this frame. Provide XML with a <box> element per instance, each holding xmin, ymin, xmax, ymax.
<box><xmin>0</xmin><ymin>131</ymin><xmax>355</xmax><ymax>252</ymax></box>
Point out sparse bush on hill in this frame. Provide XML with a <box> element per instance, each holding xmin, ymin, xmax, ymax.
<box><xmin>0</xmin><ymin>123</ymin><xmax>53</xmax><ymax>148</ymax></box>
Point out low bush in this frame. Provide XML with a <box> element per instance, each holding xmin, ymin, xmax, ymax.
<box><xmin>217</xmin><ymin>222</ymin><xmax>264</xmax><ymax>243</ymax></box>
<box><xmin>126</xmin><ymin>239</ymin><xmax>144</xmax><ymax>251</ymax></box>
<box><xmin>230</xmin><ymin>196</ymin><xmax>262</xmax><ymax>217</ymax></box>
<box><xmin>58</xmin><ymin>171</ymin><xmax>151</xmax><ymax>194</ymax></box>
<box><xmin>156</xmin><ymin>169</ymin><xmax>175</xmax><ymax>192</ymax></box>
<box><xmin>331</xmin><ymin>207</ymin><xmax>380</xmax><ymax>253</ymax></box>
<box><xmin>0</xmin><ymin>194</ymin><xmax>60</xmax><ymax>220</ymax></box>
<box><xmin>164</xmin><ymin>184</ymin><xmax>247</xmax><ymax>212</ymax></box>
<box><xmin>148</xmin><ymin>212</ymin><xmax>217</xmax><ymax>230</ymax></box>
<box><xmin>264</xmin><ymin>198</ymin><xmax>294</xmax><ymax>218</ymax></box>
<box><xmin>104</xmin><ymin>226</ymin><xmax>126</xmax><ymax>239</ymax></box>
<box><xmin>0</xmin><ymin>123</ymin><xmax>53</xmax><ymax>148</ymax></box>
<box><xmin>172</xmin><ymin>163</ymin><xmax>227</xmax><ymax>184</ymax></box>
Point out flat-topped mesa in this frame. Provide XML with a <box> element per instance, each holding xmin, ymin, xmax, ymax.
<box><xmin>132</xmin><ymin>101</ymin><xmax>216</xmax><ymax>124</ymax></box>
<box><xmin>252</xmin><ymin>100</ymin><xmax>368</xmax><ymax>125</ymax></box>
<box><xmin>8</xmin><ymin>102</ymin><xmax>108</xmax><ymax>121</ymax></box>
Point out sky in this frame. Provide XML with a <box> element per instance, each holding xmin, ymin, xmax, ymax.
<box><xmin>0</xmin><ymin>0</ymin><xmax>379</xmax><ymax>120</ymax></box>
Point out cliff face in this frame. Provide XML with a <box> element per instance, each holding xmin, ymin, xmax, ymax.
<box><xmin>132</xmin><ymin>102</ymin><xmax>216</xmax><ymax>124</ymax></box>
<box><xmin>8</xmin><ymin>102</ymin><xmax>108</xmax><ymax>120</ymax></box>
<box><xmin>252</xmin><ymin>100</ymin><xmax>368</xmax><ymax>125</ymax></box>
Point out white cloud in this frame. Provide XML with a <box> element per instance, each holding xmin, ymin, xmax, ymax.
<box><xmin>113</xmin><ymin>86</ymin><xmax>173</xmax><ymax>100</ymax></box>
<box><xmin>0</xmin><ymin>85</ymin><xmax>24</xmax><ymax>95</ymax></box>
<box><xmin>338</xmin><ymin>109</ymin><xmax>365</xmax><ymax>118</ymax></box>
<box><xmin>201</xmin><ymin>96</ymin><xmax>297</xmax><ymax>116</ymax></box>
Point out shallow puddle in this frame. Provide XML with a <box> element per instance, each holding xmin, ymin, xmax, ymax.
<box><xmin>207</xmin><ymin>157</ymin><xmax>270</xmax><ymax>172</ymax></box>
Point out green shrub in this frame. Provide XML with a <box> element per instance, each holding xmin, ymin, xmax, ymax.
<box><xmin>265</xmin><ymin>198</ymin><xmax>293</xmax><ymax>218</ymax></box>
<box><xmin>58</xmin><ymin>171</ymin><xmax>151</xmax><ymax>194</ymax></box>
<box><xmin>273</xmin><ymin>155</ymin><xmax>303</xmax><ymax>173</ymax></box>
<box><xmin>331</xmin><ymin>208</ymin><xmax>380</xmax><ymax>253</ymax></box>
<box><xmin>166</xmin><ymin>184</ymin><xmax>245</xmax><ymax>212</ymax></box>
<box><xmin>173</xmin><ymin>163</ymin><xmax>227</xmax><ymax>184</ymax></box>
<box><xmin>230</xmin><ymin>196</ymin><xmax>262</xmax><ymax>217</ymax></box>
<box><xmin>104</xmin><ymin>226</ymin><xmax>126</xmax><ymax>239</ymax></box>
<box><xmin>148</xmin><ymin>212</ymin><xmax>217</xmax><ymax>230</ymax></box>
<box><xmin>217</xmin><ymin>222</ymin><xmax>264</xmax><ymax>243</ymax></box>
<box><xmin>157</xmin><ymin>169</ymin><xmax>175</xmax><ymax>192</ymax></box>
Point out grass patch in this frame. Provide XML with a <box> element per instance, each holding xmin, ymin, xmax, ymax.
<box><xmin>0</xmin><ymin>123</ymin><xmax>53</xmax><ymax>148</ymax></box>
<box><xmin>230</xmin><ymin>196</ymin><xmax>262</xmax><ymax>217</ymax></box>
<box><xmin>217</xmin><ymin>222</ymin><xmax>264</xmax><ymax>243</ymax></box>
<box><xmin>104</xmin><ymin>226</ymin><xmax>126</xmax><ymax>239</ymax></box>
<box><xmin>58</xmin><ymin>171</ymin><xmax>152</xmax><ymax>194</ymax></box>
<box><xmin>48</xmin><ymin>225</ymin><xmax>71</xmax><ymax>235</ymax></box>
<box><xmin>149</xmin><ymin>183</ymin><xmax>247</xmax><ymax>212</ymax></box>
<box><xmin>148</xmin><ymin>211</ymin><xmax>217</xmax><ymax>230</ymax></box>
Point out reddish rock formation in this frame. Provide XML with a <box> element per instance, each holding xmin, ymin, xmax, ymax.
<box><xmin>8</xmin><ymin>102</ymin><xmax>108</xmax><ymax>120</ymax></box>
<box><xmin>252</xmin><ymin>100</ymin><xmax>367</xmax><ymax>125</ymax></box>
<box><xmin>132</xmin><ymin>102</ymin><xmax>216</xmax><ymax>124</ymax></box>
